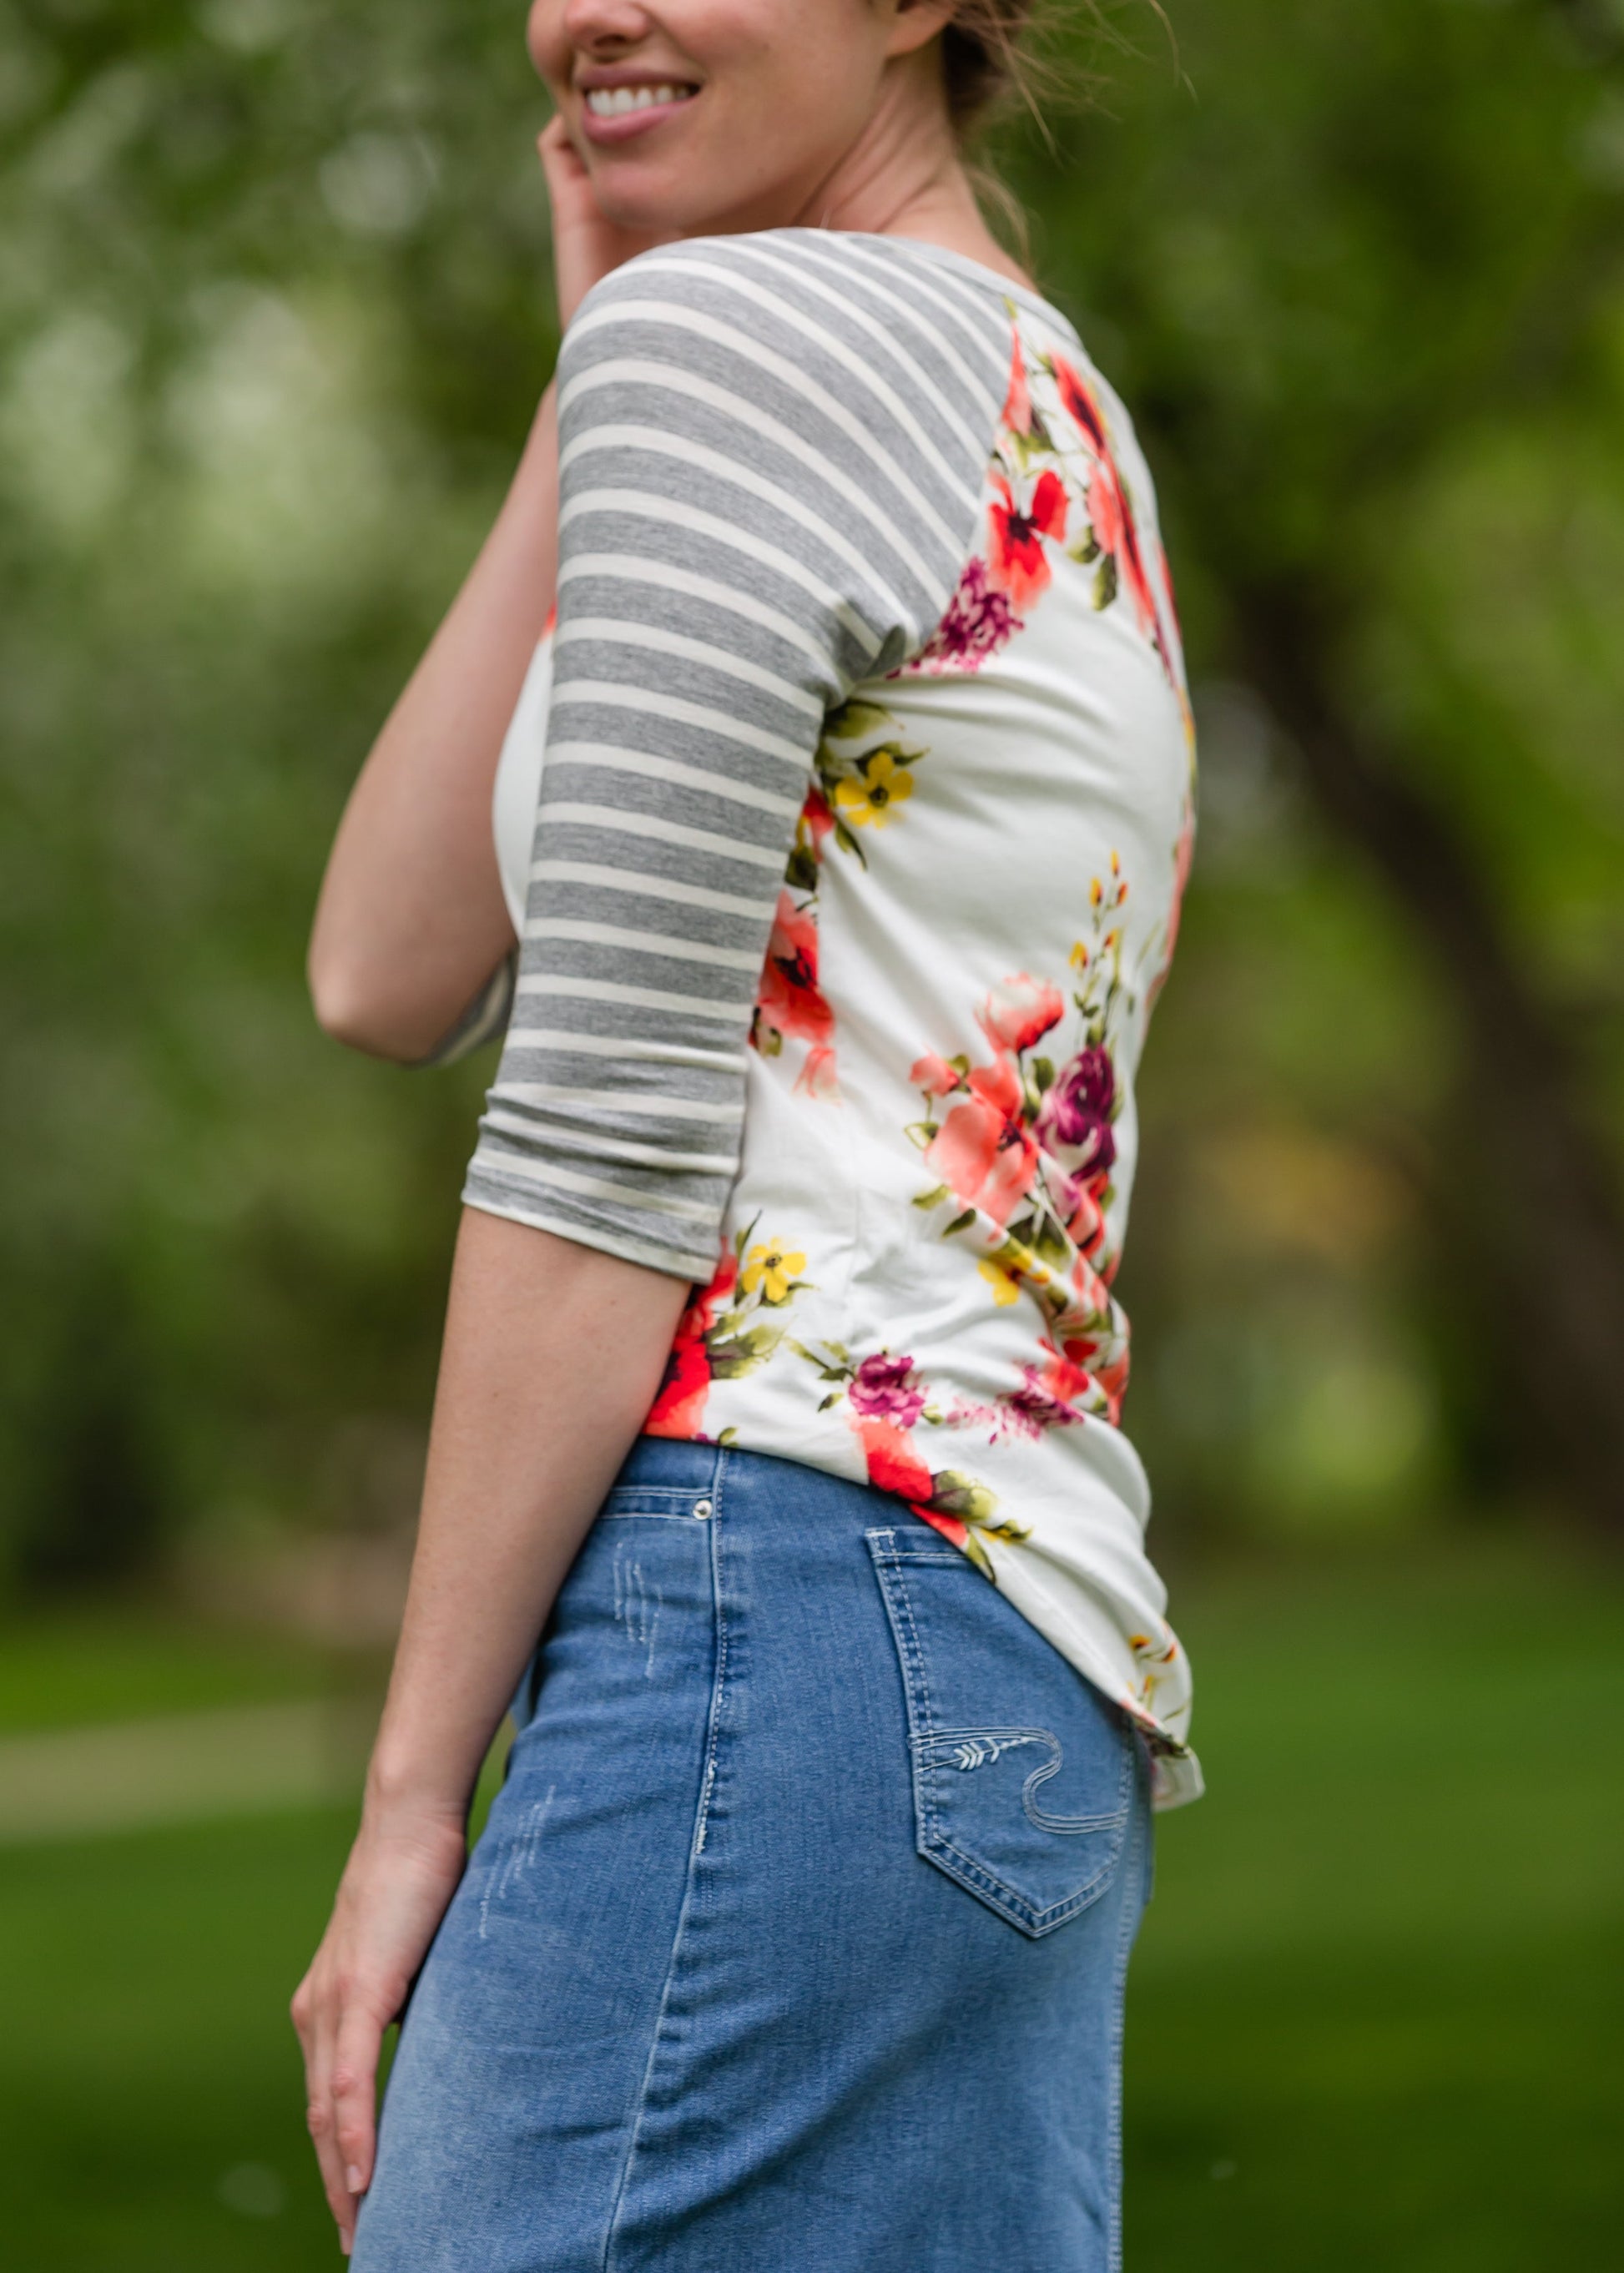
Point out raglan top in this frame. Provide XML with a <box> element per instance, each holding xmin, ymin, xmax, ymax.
<box><xmin>463</xmin><ymin>230</ymin><xmax>1203</xmax><ymax>1805</ymax></box>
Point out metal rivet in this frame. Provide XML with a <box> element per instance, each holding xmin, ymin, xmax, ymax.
<box><xmin>692</xmin><ymin>1498</ymin><xmax>713</xmax><ymax>1520</ymax></box>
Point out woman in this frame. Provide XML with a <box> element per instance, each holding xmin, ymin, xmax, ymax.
<box><xmin>295</xmin><ymin>3</ymin><xmax>1200</xmax><ymax>2266</ymax></box>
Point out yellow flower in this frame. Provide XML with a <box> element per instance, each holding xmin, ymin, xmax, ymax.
<box><xmin>742</xmin><ymin>1242</ymin><xmax>805</xmax><ymax>1304</ymax></box>
<box><xmin>978</xmin><ymin>1259</ymin><xmax>1022</xmax><ymax>1308</ymax></box>
<box><xmin>833</xmin><ymin>749</ymin><xmax>914</xmax><ymax>828</ymax></box>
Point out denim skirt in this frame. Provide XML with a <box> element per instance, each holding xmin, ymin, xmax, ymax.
<box><xmin>354</xmin><ymin>1438</ymin><xmax>1153</xmax><ymax>2273</ymax></box>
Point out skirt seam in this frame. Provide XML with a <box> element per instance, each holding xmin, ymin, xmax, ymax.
<box><xmin>600</xmin><ymin>1447</ymin><xmax>733</xmax><ymax>2273</ymax></box>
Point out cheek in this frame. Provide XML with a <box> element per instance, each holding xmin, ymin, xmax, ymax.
<box><xmin>524</xmin><ymin>0</ymin><xmax>567</xmax><ymax>93</ymax></box>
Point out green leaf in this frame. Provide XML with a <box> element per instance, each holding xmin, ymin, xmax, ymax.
<box><xmin>1034</xmin><ymin>1217</ymin><xmax>1072</xmax><ymax>1268</ymax></box>
<box><xmin>823</xmin><ymin>698</ymin><xmax>893</xmax><ymax>744</ymax></box>
<box><xmin>913</xmin><ymin>1182</ymin><xmax>951</xmax><ymax>1209</ymax></box>
<box><xmin>1032</xmin><ymin>1056</ymin><xmax>1056</xmax><ymax>1093</ymax></box>
<box><xmin>1092</xmin><ymin>554</ymin><xmax>1118</xmax><ymax>612</ymax></box>
<box><xmin>943</xmin><ymin>1209</ymin><xmax>977</xmax><ymax>1237</ymax></box>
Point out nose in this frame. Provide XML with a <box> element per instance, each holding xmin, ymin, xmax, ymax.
<box><xmin>561</xmin><ymin>0</ymin><xmax>656</xmax><ymax>50</ymax></box>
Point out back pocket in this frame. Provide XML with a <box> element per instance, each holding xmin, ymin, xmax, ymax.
<box><xmin>866</xmin><ymin>1525</ymin><xmax>1136</xmax><ymax>1938</ymax></box>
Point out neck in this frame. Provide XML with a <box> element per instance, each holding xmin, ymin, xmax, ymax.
<box><xmin>702</xmin><ymin>48</ymin><xmax>1032</xmax><ymax>292</ymax></box>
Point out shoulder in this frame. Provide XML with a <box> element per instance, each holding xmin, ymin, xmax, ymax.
<box><xmin>565</xmin><ymin>232</ymin><xmax>1010</xmax><ymax>435</ymax></box>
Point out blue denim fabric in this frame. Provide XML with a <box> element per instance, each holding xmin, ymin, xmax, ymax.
<box><xmin>354</xmin><ymin>1439</ymin><xmax>1153</xmax><ymax>2273</ymax></box>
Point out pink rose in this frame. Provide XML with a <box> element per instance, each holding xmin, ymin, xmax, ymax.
<box><xmin>978</xmin><ymin>975</ymin><xmax>1065</xmax><ymax>1056</ymax></box>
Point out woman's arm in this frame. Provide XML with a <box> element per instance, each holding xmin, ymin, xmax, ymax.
<box><xmin>291</xmin><ymin>1208</ymin><xmax>688</xmax><ymax>2254</ymax></box>
<box><xmin>305</xmin><ymin>392</ymin><xmax>557</xmax><ymax>1064</ymax></box>
<box><xmin>307</xmin><ymin>123</ymin><xmax>668</xmax><ymax>1066</ymax></box>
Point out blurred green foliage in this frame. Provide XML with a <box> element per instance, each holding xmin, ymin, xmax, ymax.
<box><xmin>2</xmin><ymin>0</ymin><xmax>1623</xmax><ymax>1582</ymax></box>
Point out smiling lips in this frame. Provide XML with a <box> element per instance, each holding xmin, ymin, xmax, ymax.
<box><xmin>579</xmin><ymin>80</ymin><xmax>699</xmax><ymax>139</ymax></box>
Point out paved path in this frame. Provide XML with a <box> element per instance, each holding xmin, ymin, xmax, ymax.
<box><xmin>0</xmin><ymin>1701</ymin><xmax>366</xmax><ymax>1845</ymax></box>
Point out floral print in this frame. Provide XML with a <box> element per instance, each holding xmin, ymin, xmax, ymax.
<box><xmin>647</xmin><ymin>1219</ymin><xmax>813</xmax><ymax>1442</ymax></box>
<box><xmin>753</xmin><ymin>698</ymin><xmax>930</xmax><ymax>1098</ymax></box>
<box><xmin>905</xmin><ymin>313</ymin><xmax>1183</xmax><ymax>691</ymax></box>
<box><xmin>647</xmin><ymin>297</ymin><xmax>1200</xmax><ymax>1802</ymax></box>
<box><xmin>792</xmin><ymin>1340</ymin><xmax>1028</xmax><ymax>1579</ymax></box>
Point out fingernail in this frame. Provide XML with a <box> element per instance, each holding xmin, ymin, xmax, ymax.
<box><xmin>346</xmin><ymin>2167</ymin><xmax>364</xmax><ymax>2194</ymax></box>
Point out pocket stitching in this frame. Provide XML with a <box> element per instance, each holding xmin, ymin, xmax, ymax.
<box><xmin>918</xmin><ymin>1726</ymin><xmax>1132</xmax><ymax>1836</ymax></box>
<box><xmin>866</xmin><ymin>1530</ymin><xmax>1135</xmax><ymax>1936</ymax></box>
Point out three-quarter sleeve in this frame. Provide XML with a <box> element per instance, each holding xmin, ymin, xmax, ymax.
<box><xmin>462</xmin><ymin>234</ymin><xmax>1002</xmax><ymax>1278</ymax></box>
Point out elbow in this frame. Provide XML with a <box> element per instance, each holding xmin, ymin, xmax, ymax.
<box><xmin>307</xmin><ymin>944</ymin><xmax>427</xmax><ymax>1063</ymax></box>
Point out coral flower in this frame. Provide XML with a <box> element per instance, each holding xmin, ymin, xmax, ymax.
<box><xmin>1051</xmin><ymin>355</ymin><xmax>1108</xmax><ymax>456</ymax></box>
<box><xmin>741</xmin><ymin>1241</ymin><xmax>804</xmax><ymax>1304</ymax></box>
<box><xmin>855</xmin><ymin>1415</ymin><xmax>935</xmax><ymax>1501</ymax></box>
<box><xmin>924</xmin><ymin>1055</ymin><xmax>1040</xmax><ymax>1226</ymax></box>
<box><xmin>979</xmin><ymin>973</ymin><xmax>1066</xmax><ymax>1056</ymax></box>
<box><xmin>756</xmin><ymin>890</ymin><xmax>835</xmax><ymax>1045</ymax></box>
<box><xmin>833</xmin><ymin>748</ymin><xmax>914</xmax><ymax>827</ymax></box>
<box><xmin>910</xmin><ymin>1051</ymin><xmax>962</xmax><ymax>1098</ymax></box>
<box><xmin>986</xmin><ymin>470</ymin><xmax>1067</xmax><ymax>613</ymax></box>
<box><xmin>795</xmin><ymin>1045</ymin><xmax>840</xmax><ymax>1101</ymax></box>
<box><xmin>1002</xmin><ymin>331</ymin><xmax>1032</xmax><ymax>436</ymax></box>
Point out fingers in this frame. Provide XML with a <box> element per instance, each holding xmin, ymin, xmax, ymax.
<box><xmin>294</xmin><ymin>1963</ymin><xmax>372</xmax><ymax>2255</ymax></box>
<box><xmin>332</xmin><ymin>2004</ymin><xmax>387</xmax><ymax>2202</ymax></box>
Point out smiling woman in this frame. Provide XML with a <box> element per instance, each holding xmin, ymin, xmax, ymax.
<box><xmin>295</xmin><ymin>5</ymin><xmax>1193</xmax><ymax>2270</ymax></box>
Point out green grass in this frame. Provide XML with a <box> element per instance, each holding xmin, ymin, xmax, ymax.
<box><xmin>1124</xmin><ymin>1537</ymin><xmax>1624</xmax><ymax>2267</ymax></box>
<box><xmin>0</xmin><ymin>1604</ymin><xmax>341</xmax><ymax>1737</ymax></box>
<box><xmin>0</xmin><ymin>1537</ymin><xmax>1619</xmax><ymax>2267</ymax></box>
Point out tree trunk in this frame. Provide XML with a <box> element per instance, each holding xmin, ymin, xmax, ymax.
<box><xmin>1237</xmin><ymin>574</ymin><xmax>1624</xmax><ymax>1530</ymax></box>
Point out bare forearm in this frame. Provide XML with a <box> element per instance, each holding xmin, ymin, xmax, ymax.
<box><xmin>308</xmin><ymin>390</ymin><xmax>560</xmax><ymax>1063</ymax></box>
<box><xmin>365</xmin><ymin>1207</ymin><xmax>689</xmax><ymax>1820</ymax></box>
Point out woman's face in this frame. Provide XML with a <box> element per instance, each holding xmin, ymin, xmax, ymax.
<box><xmin>527</xmin><ymin>1</ymin><xmax>950</xmax><ymax>235</ymax></box>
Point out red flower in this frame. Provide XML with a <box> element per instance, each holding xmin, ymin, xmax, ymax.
<box><xmin>756</xmin><ymin>890</ymin><xmax>834</xmax><ymax>1046</ymax></box>
<box><xmin>645</xmin><ymin>1333</ymin><xmax>712</xmax><ymax>1439</ymax></box>
<box><xmin>856</xmin><ymin>1416</ymin><xmax>935</xmax><ymax>1500</ymax></box>
<box><xmin>915</xmin><ymin>1505</ymin><xmax>970</xmax><ymax>1551</ymax></box>
<box><xmin>978</xmin><ymin>973</ymin><xmax>1065</xmax><ymax>1056</ymax></box>
<box><xmin>799</xmin><ymin>785</ymin><xmax>835</xmax><ymax>845</ymax></box>
<box><xmin>924</xmin><ymin>1052</ymin><xmax>1040</xmax><ymax>1227</ymax></box>
<box><xmin>646</xmin><ymin>1250</ymin><xmax>738</xmax><ymax>1439</ymax></box>
<box><xmin>987</xmin><ymin>470</ymin><xmax>1067</xmax><ymax>614</ymax></box>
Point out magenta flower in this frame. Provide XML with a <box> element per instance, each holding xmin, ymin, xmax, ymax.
<box><xmin>1036</xmin><ymin>1046</ymin><xmax>1117</xmax><ymax>1175</ymax></box>
<box><xmin>848</xmin><ymin>1353</ymin><xmax>927</xmax><ymax>1429</ymax></box>
<box><xmin>906</xmin><ymin>558</ymin><xmax>1021</xmax><ymax>676</ymax></box>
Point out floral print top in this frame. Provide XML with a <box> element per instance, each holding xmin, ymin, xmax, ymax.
<box><xmin>479</xmin><ymin>233</ymin><xmax>1200</xmax><ymax>1806</ymax></box>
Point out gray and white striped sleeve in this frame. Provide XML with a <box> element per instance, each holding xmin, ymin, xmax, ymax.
<box><xmin>462</xmin><ymin>232</ymin><xmax>1008</xmax><ymax>1279</ymax></box>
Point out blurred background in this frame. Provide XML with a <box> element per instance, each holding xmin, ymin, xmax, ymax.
<box><xmin>1</xmin><ymin>0</ymin><xmax>1621</xmax><ymax>2262</ymax></box>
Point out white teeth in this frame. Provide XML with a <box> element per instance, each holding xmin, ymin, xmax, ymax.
<box><xmin>585</xmin><ymin>83</ymin><xmax>691</xmax><ymax>119</ymax></box>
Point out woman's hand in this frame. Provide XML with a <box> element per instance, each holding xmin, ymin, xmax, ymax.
<box><xmin>540</xmin><ymin>114</ymin><xmax>671</xmax><ymax>329</ymax></box>
<box><xmin>291</xmin><ymin>1802</ymin><xmax>468</xmax><ymax>2255</ymax></box>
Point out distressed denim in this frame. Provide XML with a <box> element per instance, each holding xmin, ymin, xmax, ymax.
<box><xmin>354</xmin><ymin>1438</ymin><xmax>1153</xmax><ymax>2273</ymax></box>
